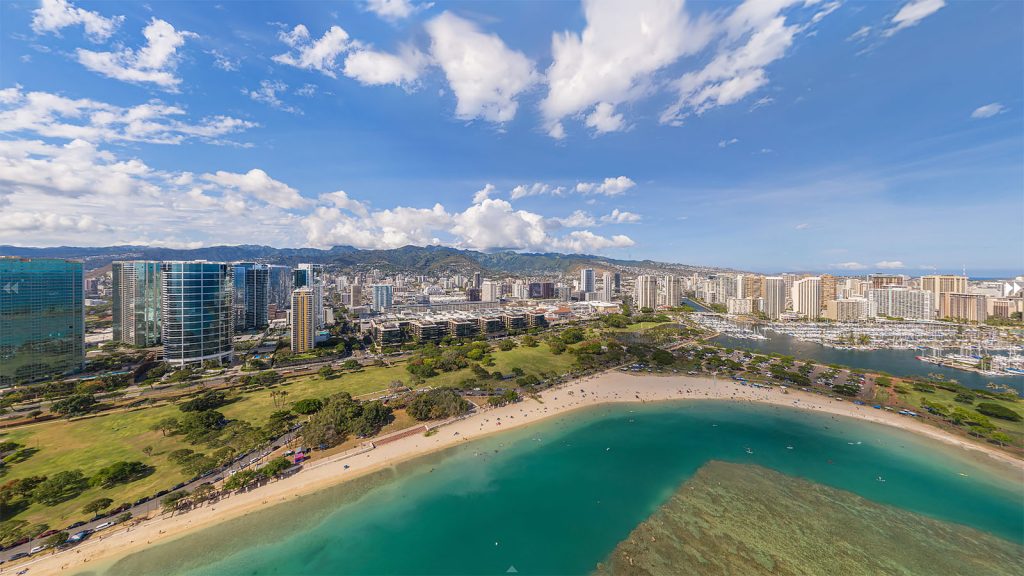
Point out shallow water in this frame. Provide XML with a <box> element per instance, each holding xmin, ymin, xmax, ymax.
<box><xmin>92</xmin><ymin>401</ymin><xmax>1024</xmax><ymax>576</ymax></box>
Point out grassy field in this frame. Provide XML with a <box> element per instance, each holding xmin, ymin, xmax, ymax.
<box><xmin>893</xmin><ymin>384</ymin><xmax>1024</xmax><ymax>445</ymax></box>
<box><xmin>0</xmin><ymin>341</ymin><xmax>580</xmax><ymax>530</ymax></box>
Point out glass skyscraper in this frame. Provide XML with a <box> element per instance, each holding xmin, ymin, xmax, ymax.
<box><xmin>0</xmin><ymin>257</ymin><xmax>84</xmax><ymax>386</ymax></box>
<box><xmin>112</xmin><ymin>261</ymin><xmax>162</xmax><ymax>347</ymax></box>
<box><xmin>161</xmin><ymin>262</ymin><xmax>233</xmax><ymax>366</ymax></box>
<box><xmin>231</xmin><ymin>263</ymin><xmax>269</xmax><ymax>331</ymax></box>
<box><xmin>267</xmin><ymin>264</ymin><xmax>293</xmax><ymax>311</ymax></box>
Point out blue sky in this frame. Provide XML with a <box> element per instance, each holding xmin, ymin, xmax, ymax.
<box><xmin>0</xmin><ymin>0</ymin><xmax>1020</xmax><ymax>275</ymax></box>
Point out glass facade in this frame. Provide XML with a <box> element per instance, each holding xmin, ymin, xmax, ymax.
<box><xmin>267</xmin><ymin>264</ymin><xmax>293</xmax><ymax>311</ymax></box>
<box><xmin>112</xmin><ymin>261</ymin><xmax>162</xmax><ymax>347</ymax></box>
<box><xmin>161</xmin><ymin>262</ymin><xmax>233</xmax><ymax>366</ymax></box>
<box><xmin>232</xmin><ymin>263</ymin><xmax>269</xmax><ymax>331</ymax></box>
<box><xmin>0</xmin><ymin>257</ymin><xmax>84</xmax><ymax>386</ymax></box>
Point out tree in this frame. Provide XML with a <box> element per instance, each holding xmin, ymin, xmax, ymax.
<box><xmin>651</xmin><ymin>349</ymin><xmax>675</xmax><ymax>366</ymax></box>
<box><xmin>260</xmin><ymin>457</ymin><xmax>292</xmax><ymax>477</ymax></box>
<box><xmin>161</xmin><ymin>491</ymin><xmax>189</xmax><ymax>512</ymax></box>
<box><xmin>407</xmin><ymin>389</ymin><xmax>471</xmax><ymax>421</ymax></box>
<box><xmin>223</xmin><ymin>470</ymin><xmax>262</xmax><ymax>491</ymax></box>
<box><xmin>318</xmin><ymin>365</ymin><xmax>336</xmax><ymax>380</ymax></box>
<box><xmin>151</xmin><ymin>416</ymin><xmax>179</xmax><ymax>437</ymax></box>
<box><xmin>548</xmin><ymin>340</ymin><xmax>567</xmax><ymax>355</ymax></box>
<box><xmin>976</xmin><ymin>403</ymin><xmax>1021</xmax><ymax>422</ymax></box>
<box><xmin>91</xmin><ymin>461</ymin><xmax>153</xmax><ymax>488</ymax></box>
<box><xmin>179</xmin><ymin>391</ymin><xmax>228</xmax><ymax>413</ymax></box>
<box><xmin>142</xmin><ymin>445</ymin><xmax>154</xmax><ymax>457</ymax></box>
<box><xmin>82</xmin><ymin>497</ymin><xmax>114</xmax><ymax>515</ymax></box>
<box><xmin>44</xmin><ymin>531</ymin><xmax>69</xmax><ymax>548</ymax></box>
<box><xmin>51</xmin><ymin>394</ymin><xmax>97</xmax><ymax>417</ymax></box>
<box><xmin>521</xmin><ymin>335</ymin><xmax>538</xmax><ymax>347</ymax></box>
<box><xmin>116</xmin><ymin>512</ymin><xmax>132</xmax><ymax>524</ymax></box>
<box><xmin>351</xmin><ymin>401</ymin><xmax>392</xmax><ymax>437</ymax></box>
<box><xmin>292</xmin><ymin>398</ymin><xmax>324</xmax><ymax>415</ymax></box>
<box><xmin>33</xmin><ymin>470</ymin><xmax>88</xmax><ymax>506</ymax></box>
<box><xmin>990</xmin><ymin>432</ymin><xmax>1013</xmax><ymax>446</ymax></box>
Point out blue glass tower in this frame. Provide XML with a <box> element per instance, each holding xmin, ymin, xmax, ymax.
<box><xmin>0</xmin><ymin>257</ymin><xmax>84</xmax><ymax>386</ymax></box>
<box><xmin>160</xmin><ymin>261</ymin><xmax>233</xmax><ymax>366</ymax></box>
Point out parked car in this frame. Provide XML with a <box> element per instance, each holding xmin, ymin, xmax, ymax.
<box><xmin>8</xmin><ymin>552</ymin><xmax>28</xmax><ymax>561</ymax></box>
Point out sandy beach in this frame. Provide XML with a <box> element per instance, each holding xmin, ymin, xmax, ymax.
<box><xmin>17</xmin><ymin>372</ymin><xmax>1024</xmax><ymax>575</ymax></box>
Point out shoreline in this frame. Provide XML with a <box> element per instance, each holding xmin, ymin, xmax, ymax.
<box><xmin>19</xmin><ymin>372</ymin><xmax>1024</xmax><ymax>575</ymax></box>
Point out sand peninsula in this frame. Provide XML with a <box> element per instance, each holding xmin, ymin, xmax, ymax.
<box><xmin>18</xmin><ymin>371</ymin><xmax>1024</xmax><ymax>575</ymax></box>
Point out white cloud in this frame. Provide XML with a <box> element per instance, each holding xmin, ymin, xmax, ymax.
<box><xmin>600</xmin><ymin>209</ymin><xmax>642</xmax><ymax>223</ymax></box>
<box><xmin>749</xmin><ymin>96</ymin><xmax>774</xmax><ymax>110</ymax></box>
<box><xmin>794</xmin><ymin>222</ymin><xmax>809</xmax><ymax>230</ymax></box>
<box><xmin>0</xmin><ymin>211</ymin><xmax>109</xmax><ymax>233</ymax></box>
<box><xmin>575</xmin><ymin>176</ymin><xmax>636</xmax><ymax>196</ymax></box>
<box><xmin>272</xmin><ymin>24</ymin><xmax>353</xmax><ymax>78</ymax></box>
<box><xmin>32</xmin><ymin>0</ymin><xmax>123</xmax><ymax>42</ymax></box>
<box><xmin>847</xmin><ymin>25</ymin><xmax>872</xmax><ymax>42</ymax></box>
<box><xmin>551</xmin><ymin>210</ymin><xmax>597</xmax><ymax>228</ymax></box>
<box><xmin>585</xmin><ymin>102</ymin><xmax>626</xmax><ymax>134</ymax></box>
<box><xmin>425</xmin><ymin>12</ymin><xmax>539</xmax><ymax>123</ymax></box>
<box><xmin>885</xmin><ymin>0</ymin><xmax>945</xmax><ymax>36</ymax></box>
<box><xmin>510</xmin><ymin>182</ymin><xmax>554</xmax><ymax>200</ymax></box>
<box><xmin>364</xmin><ymin>0</ymin><xmax>432</xmax><ymax>21</ymax></box>
<box><xmin>320</xmin><ymin>190</ymin><xmax>369</xmax><ymax>217</ymax></box>
<box><xmin>718</xmin><ymin>137</ymin><xmax>739</xmax><ymax>148</ymax></box>
<box><xmin>971</xmin><ymin>103</ymin><xmax>1006</xmax><ymax>119</ymax></box>
<box><xmin>472</xmin><ymin>183</ymin><xmax>495</xmax><ymax>204</ymax></box>
<box><xmin>76</xmin><ymin>18</ymin><xmax>197</xmax><ymax>90</ymax></box>
<box><xmin>209</xmin><ymin>49</ymin><xmax>240</xmax><ymax>71</ymax></box>
<box><xmin>541</xmin><ymin>0</ymin><xmax>715</xmax><ymax>137</ymax></box>
<box><xmin>663</xmin><ymin>11</ymin><xmax>798</xmax><ymax>123</ymax></box>
<box><xmin>244</xmin><ymin>80</ymin><xmax>301</xmax><ymax>114</ymax></box>
<box><xmin>833</xmin><ymin>261</ymin><xmax>867</xmax><ymax>270</ymax></box>
<box><xmin>875</xmin><ymin>260</ymin><xmax>905</xmax><ymax>269</ymax></box>
<box><xmin>0</xmin><ymin>86</ymin><xmax>256</xmax><ymax>145</ymax></box>
<box><xmin>202</xmin><ymin>168</ymin><xmax>310</xmax><ymax>209</ymax></box>
<box><xmin>343</xmin><ymin>46</ymin><xmax>429</xmax><ymax>88</ymax></box>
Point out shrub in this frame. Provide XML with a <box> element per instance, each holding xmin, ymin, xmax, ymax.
<box><xmin>976</xmin><ymin>403</ymin><xmax>1021</xmax><ymax>422</ymax></box>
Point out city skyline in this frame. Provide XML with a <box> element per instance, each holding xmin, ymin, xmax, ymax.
<box><xmin>1</xmin><ymin>0</ymin><xmax>1021</xmax><ymax>275</ymax></box>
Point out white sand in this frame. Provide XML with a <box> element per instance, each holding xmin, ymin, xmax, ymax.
<box><xmin>19</xmin><ymin>372</ymin><xmax>1023</xmax><ymax>574</ymax></box>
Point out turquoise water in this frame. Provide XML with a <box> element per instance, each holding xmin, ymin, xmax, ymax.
<box><xmin>98</xmin><ymin>402</ymin><xmax>1024</xmax><ymax>576</ymax></box>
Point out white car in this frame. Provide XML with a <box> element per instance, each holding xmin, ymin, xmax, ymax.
<box><xmin>94</xmin><ymin>521</ymin><xmax>114</xmax><ymax>531</ymax></box>
<box><xmin>29</xmin><ymin>545</ymin><xmax>48</xmax><ymax>554</ymax></box>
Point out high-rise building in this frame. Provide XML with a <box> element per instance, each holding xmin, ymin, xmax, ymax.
<box><xmin>869</xmin><ymin>274</ymin><xmax>905</xmax><ymax>289</ymax></box>
<box><xmin>472</xmin><ymin>272</ymin><xmax>482</xmax><ymax>289</ymax></box>
<box><xmin>726</xmin><ymin>297</ymin><xmax>755</xmax><ymax>315</ymax></box>
<box><xmin>921</xmin><ymin>275</ymin><xmax>968</xmax><ymax>312</ymax></box>
<box><xmin>161</xmin><ymin>262</ymin><xmax>233</xmax><ymax>366</ymax></box>
<box><xmin>940</xmin><ymin>293</ymin><xmax>987</xmax><ymax>323</ymax></box>
<box><xmin>481</xmin><ymin>281</ymin><xmax>501</xmax><ymax>302</ymax></box>
<box><xmin>0</xmin><ymin>257</ymin><xmax>84</xmax><ymax>385</ymax></box>
<box><xmin>267</xmin><ymin>265</ymin><xmax>293</xmax><ymax>311</ymax></box>
<box><xmin>112</xmin><ymin>261</ymin><xmax>162</xmax><ymax>347</ymax></box>
<box><xmin>349</xmin><ymin>283</ymin><xmax>363</xmax><ymax>307</ymax></box>
<box><xmin>793</xmin><ymin>277</ymin><xmax>822</xmax><ymax>319</ymax></box>
<box><xmin>294</xmin><ymin>264</ymin><xmax>324</xmax><ymax>328</ymax></box>
<box><xmin>763</xmin><ymin>277</ymin><xmax>786</xmax><ymax>320</ymax></box>
<box><xmin>601</xmin><ymin>272</ymin><xmax>613</xmax><ymax>302</ymax></box>
<box><xmin>824</xmin><ymin>298</ymin><xmax>869</xmax><ymax>322</ymax></box>
<box><xmin>742</xmin><ymin>275</ymin><xmax>762</xmax><ymax>302</ymax></box>
<box><xmin>867</xmin><ymin>288</ymin><xmax>934</xmax><ymax>320</ymax></box>
<box><xmin>580</xmin><ymin>268</ymin><xmax>595</xmax><ymax>293</ymax></box>
<box><xmin>635</xmin><ymin>275</ymin><xmax>658</xmax><ymax>310</ymax></box>
<box><xmin>820</xmin><ymin>274</ymin><xmax>837</xmax><ymax>304</ymax></box>
<box><xmin>613</xmin><ymin>272</ymin><xmax>621</xmax><ymax>293</ymax></box>
<box><xmin>371</xmin><ymin>284</ymin><xmax>393</xmax><ymax>312</ymax></box>
<box><xmin>290</xmin><ymin>287</ymin><xmax>315</xmax><ymax>353</ymax></box>
<box><xmin>663</xmin><ymin>275</ymin><xmax>681</xmax><ymax>307</ymax></box>
<box><xmin>232</xmin><ymin>263</ymin><xmax>269</xmax><ymax>331</ymax></box>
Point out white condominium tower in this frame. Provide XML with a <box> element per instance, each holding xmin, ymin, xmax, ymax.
<box><xmin>793</xmin><ymin>276</ymin><xmax>822</xmax><ymax>319</ymax></box>
<box><xmin>763</xmin><ymin>277</ymin><xmax>786</xmax><ymax>320</ymax></box>
<box><xmin>663</xmin><ymin>275</ymin><xmax>681</xmax><ymax>307</ymax></box>
<box><xmin>635</xmin><ymin>275</ymin><xmax>658</xmax><ymax>310</ymax></box>
<box><xmin>601</xmin><ymin>271</ymin><xmax>613</xmax><ymax>301</ymax></box>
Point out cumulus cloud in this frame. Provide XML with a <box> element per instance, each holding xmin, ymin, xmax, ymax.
<box><xmin>541</xmin><ymin>0</ymin><xmax>714</xmax><ymax>137</ymax></box>
<box><xmin>32</xmin><ymin>0</ymin><xmax>123</xmax><ymax>42</ymax></box>
<box><xmin>551</xmin><ymin>210</ymin><xmax>597</xmax><ymax>228</ymax></box>
<box><xmin>885</xmin><ymin>0</ymin><xmax>945</xmax><ymax>36</ymax></box>
<box><xmin>510</xmin><ymin>182</ymin><xmax>556</xmax><ymax>200</ymax></box>
<box><xmin>875</xmin><ymin>260</ymin><xmax>905</xmax><ymax>269</ymax></box>
<box><xmin>343</xmin><ymin>45</ymin><xmax>429</xmax><ymax>88</ymax></box>
<box><xmin>472</xmin><ymin>183</ymin><xmax>495</xmax><ymax>204</ymax></box>
<box><xmin>833</xmin><ymin>261</ymin><xmax>867</xmax><ymax>270</ymax></box>
<box><xmin>202</xmin><ymin>168</ymin><xmax>310</xmax><ymax>209</ymax></box>
<box><xmin>575</xmin><ymin>176</ymin><xmax>636</xmax><ymax>196</ymax></box>
<box><xmin>0</xmin><ymin>86</ymin><xmax>256</xmax><ymax>145</ymax></box>
<box><xmin>364</xmin><ymin>0</ymin><xmax>432</xmax><ymax>21</ymax></box>
<box><xmin>600</xmin><ymin>209</ymin><xmax>642</xmax><ymax>224</ymax></box>
<box><xmin>76</xmin><ymin>18</ymin><xmax>197</xmax><ymax>90</ymax></box>
<box><xmin>244</xmin><ymin>80</ymin><xmax>301</xmax><ymax>114</ymax></box>
<box><xmin>272</xmin><ymin>24</ymin><xmax>353</xmax><ymax>78</ymax></box>
<box><xmin>971</xmin><ymin>103</ymin><xmax>1006</xmax><ymax>119</ymax></box>
<box><xmin>425</xmin><ymin>12</ymin><xmax>539</xmax><ymax>123</ymax></box>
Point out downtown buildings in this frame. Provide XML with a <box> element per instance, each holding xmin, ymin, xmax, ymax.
<box><xmin>112</xmin><ymin>261</ymin><xmax>162</xmax><ymax>347</ymax></box>
<box><xmin>0</xmin><ymin>257</ymin><xmax>84</xmax><ymax>385</ymax></box>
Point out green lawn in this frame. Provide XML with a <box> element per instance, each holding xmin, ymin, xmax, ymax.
<box><xmin>0</xmin><ymin>341</ymin><xmax>580</xmax><ymax>530</ymax></box>
<box><xmin>896</xmin><ymin>385</ymin><xmax>1023</xmax><ymax>447</ymax></box>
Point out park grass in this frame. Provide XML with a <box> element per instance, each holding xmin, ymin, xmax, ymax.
<box><xmin>894</xmin><ymin>384</ymin><xmax>1023</xmax><ymax>446</ymax></box>
<box><xmin>602</xmin><ymin>321</ymin><xmax>673</xmax><ymax>334</ymax></box>
<box><xmin>0</xmin><ymin>342</ymin><xmax>580</xmax><ymax>530</ymax></box>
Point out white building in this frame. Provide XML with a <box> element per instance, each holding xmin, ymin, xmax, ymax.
<box><xmin>764</xmin><ymin>277</ymin><xmax>786</xmax><ymax>320</ymax></box>
<box><xmin>580</xmin><ymin>268</ymin><xmax>595</xmax><ymax>293</ymax></box>
<box><xmin>635</xmin><ymin>275</ymin><xmax>658</xmax><ymax>310</ymax></box>
<box><xmin>824</xmin><ymin>297</ymin><xmax>869</xmax><ymax>322</ymax></box>
<box><xmin>601</xmin><ymin>271</ymin><xmax>613</xmax><ymax>302</ymax></box>
<box><xmin>726</xmin><ymin>297</ymin><xmax>755</xmax><ymax>315</ymax></box>
<box><xmin>481</xmin><ymin>280</ymin><xmax>501</xmax><ymax>302</ymax></box>
<box><xmin>869</xmin><ymin>288</ymin><xmax>935</xmax><ymax>320</ymax></box>
<box><xmin>370</xmin><ymin>284</ymin><xmax>393</xmax><ymax>312</ymax></box>
<box><xmin>663</xmin><ymin>275</ymin><xmax>681</xmax><ymax>307</ymax></box>
<box><xmin>794</xmin><ymin>277</ymin><xmax>822</xmax><ymax>319</ymax></box>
